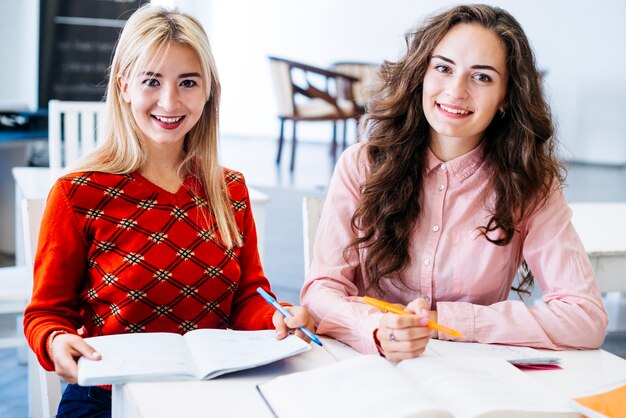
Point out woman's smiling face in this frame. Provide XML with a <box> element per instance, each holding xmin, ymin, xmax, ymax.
<box><xmin>118</xmin><ymin>42</ymin><xmax>206</xmax><ymax>151</ymax></box>
<box><xmin>422</xmin><ymin>23</ymin><xmax>508</xmax><ymax>155</ymax></box>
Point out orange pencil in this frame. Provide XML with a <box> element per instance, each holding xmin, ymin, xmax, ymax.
<box><xmin>361</xmin><ymin>296</ymin><xmax>464</xmax><ymax>338</ymax></box>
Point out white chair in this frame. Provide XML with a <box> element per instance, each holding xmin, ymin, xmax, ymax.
<box><xmin>302</xmin><ymin>196</ymin><xmax>325</xmax><ymax>276</ymax></box>
<box><xmin>22</xmin><ymin>198</ymin><xmax>63</xmax><ymax>418</ymax></box>
<box><xmin>48</xmin><ymin>99</ymin><xmax>107</xmax><ymax>169</ymax></box>
<box><xmin>0</xmin><ymin>265</ymin><xmax>31</xmax><ymax>349</ymax></box>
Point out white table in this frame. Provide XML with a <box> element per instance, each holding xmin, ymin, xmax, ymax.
<box><xmin>114</xmin><ymin>337</ymin><xmax>626</xmax><ymax>417</ymax></box>
<box><xmin>12</xmin><ymin>167</ymin><xmax>270</xmax><ymax>265</ymax></box>
<box><xmin>570</xmin><ymin>202</ymin><xmax>626</xmax><ymax>332</ymax></box>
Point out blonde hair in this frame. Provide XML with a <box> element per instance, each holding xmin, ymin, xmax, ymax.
<box><xmin>73</xmin><ymin>4</ymin><xmax>241</xmax><ymax>248</ymax></box>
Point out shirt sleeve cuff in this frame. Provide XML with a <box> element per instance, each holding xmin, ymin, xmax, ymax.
<box><xmin>436</xmin><ymin>301</ymin><xmax>475</xmax><ymax>341</ymax></box>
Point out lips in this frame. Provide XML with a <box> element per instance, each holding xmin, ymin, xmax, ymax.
<box><xmin>152</xmin><ymin>114</ymin><xmax>185</xmax><ymax>130</ymax></box>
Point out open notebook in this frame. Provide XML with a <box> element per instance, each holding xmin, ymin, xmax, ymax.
<box><xmin>77</xmin><ymin>329</ymin><xmax>310</xmax><ymax>386</ymax></box>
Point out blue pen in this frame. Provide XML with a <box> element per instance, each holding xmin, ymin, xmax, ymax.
<box><xmin>256</xmin><ymin>287</ymin><xmax>323</xmax><ymax>347</ymax></box>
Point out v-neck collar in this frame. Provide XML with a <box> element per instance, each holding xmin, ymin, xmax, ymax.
<box><xmin>131</xmin><ymin>172</ymin><xmax>192</xmax><ymax>200</ymax></box>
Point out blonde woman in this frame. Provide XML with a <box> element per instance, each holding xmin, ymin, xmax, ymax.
<box><xmin>24</xmin><ymin>5</ymin><xmax>314</xmax><ymax>416</ymax></box>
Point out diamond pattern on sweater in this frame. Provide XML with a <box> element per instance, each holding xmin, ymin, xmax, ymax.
<box><xmin>57</xmin><ymin>170</ymin><xmax>254</xmax><ymax>337</ymax></box>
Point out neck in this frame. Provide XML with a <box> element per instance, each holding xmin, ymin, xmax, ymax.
<box><xmin>428</xmin><ymin>130</ymin><xmax>482</xmax><ymax>162</ymax></box>
<box><xmin>140</xmin><ymin>142</ymin><xmax>185</xmax><ymax>193</ymax></box>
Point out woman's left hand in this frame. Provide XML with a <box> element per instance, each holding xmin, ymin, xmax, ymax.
<box><xmin>272</xmin><ymin>306</ymin><xmax>316</xmax><ymax>343</ymax></box>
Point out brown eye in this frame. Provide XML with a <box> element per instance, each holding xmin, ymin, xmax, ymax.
<box><xmin>473</xmin><ymin>73</ymin><xmax>492</xmax><ymax>82</ymax></box>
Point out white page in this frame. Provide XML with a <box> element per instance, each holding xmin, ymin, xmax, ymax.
<box><xmin>397</xmin><ymin>357</ymin><xmax>575</xmax><ymax>417</ymax></box>
<box><xmin>78</xmin><ymin>333</ymin><xmax>196</xmax><ymax>385</ymax></box>
<box><xmin>259</xmin><ymin>355</ymin><xmax>451</xmax><ymax>418</ymax></box>
<box><xmin>183</xmin><ymin>329</ymin><xmax>310</xmax><ymax>379</ymax></box>
<box><xmin>425</xmin><ymin>340</ymin><xmax>559</xmax><ymax>364</ymax></box>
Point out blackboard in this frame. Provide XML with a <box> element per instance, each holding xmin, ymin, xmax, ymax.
<box><xmin>38</xmin><ymin>0</ymin><xmax>147</xmax><ymax>109</ymax></box>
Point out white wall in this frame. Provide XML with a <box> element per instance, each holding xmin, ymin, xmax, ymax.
<box><xmin>2</xmin><ymin>0</ymin><xmax>625</xmax><ymax>164</ymax></box>
<box><xmin>205</xmin><ymin>0</ymin><xmax>626</xmax><ymax>164</ymax></box>
<box><xmin>0</xmin><ymin>0</ymin><xmax>39</xmax><ymax>110</ymax></box>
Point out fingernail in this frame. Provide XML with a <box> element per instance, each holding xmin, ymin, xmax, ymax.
<box><xmin>420</xmin><ymin>309</ymin><xmax>428</xmax><ymax>317</ymax></box>
<box><xmin>92</xmin><ymin>351</ymin><xmax>101</xmax><ymax>359</ymax></box>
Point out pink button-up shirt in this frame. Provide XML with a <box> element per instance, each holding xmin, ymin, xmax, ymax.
<box><xmin>301</xmin><ymin>143</ymin><xmax>608</xmax><ymax>354</ymax></box>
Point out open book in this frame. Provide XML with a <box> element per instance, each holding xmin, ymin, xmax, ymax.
<box><xmin>257</xmin><ymin>355</ymin><xmax>577</xmax><ymax>418</ymax></box>
<box><xmin>77</xmin><ymin>329</ymin><xmax>310</xmax><ymax>386</ymax></box>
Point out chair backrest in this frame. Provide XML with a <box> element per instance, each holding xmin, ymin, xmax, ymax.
<box><xmin>302</xmin><ymin>196</ymin><xmax>325</xmax><ymax>276</ymax></box>
<box><xmin>48</xmin><ymin>99</ymin><xmax>107</xmax><ymax>169</ymax></box>
<box><xmin>268</xmin><ymin>56</ymin><xmax>360</xmax><ymax>120</ymax></box>
<box><xmin>268</xmin><ymin>58</ymin><xmax>295</xmax><ymax>117</ymax></box>
<box><xmin>21</xmin><ymin>198</ymin><xmax>63</xmax><ymax>418</ymax></box>
<box><xmin>332</xmin><ymin>62</ymin><xmax>380</xmax><ymax>108</ymax></box>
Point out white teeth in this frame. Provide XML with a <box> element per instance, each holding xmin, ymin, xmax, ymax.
<box><xmin>154</xmin><ymin>115</ymin><xmax>183</xmax><ymax>123</ymax></box>
<box><xmin>439</xmin><ymin>104</ymin><xmax>470</xmax><ymax>115</ymax></box>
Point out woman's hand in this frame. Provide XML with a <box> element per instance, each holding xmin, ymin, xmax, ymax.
<box><xmin>50</xmin><ymin>333</ymin><xmax>101</xmax><ymax>384</ymax></box>
<box><xmin>272</xmin><ymin>306</ymin><xmax>316</xmax><ymax>344</ymax></box>
<box><xmin>374</xmin><ymin>298</ymin><xmax>431</xmax><ymax>361</ymax></box>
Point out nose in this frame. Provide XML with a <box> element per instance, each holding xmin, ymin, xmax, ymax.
<box><xmin>445</xmin><ymin>75</ymin><xmax>469</xmax><ymax>100</ymax></box>
<box><xmin>158</xmin><ymin>83</ymin><xmax>181</xmax><ymax>111</ymax></box>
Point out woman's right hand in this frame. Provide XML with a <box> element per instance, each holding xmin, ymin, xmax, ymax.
<box><xmin>373</xmin><ymin>298</ymin><xmax>432</xmax><ymax>361</ymax></box>
<box><xmin>50</xmin><ymin>333</ymin><xmax>101</xmax><ymax>384</ymax></box>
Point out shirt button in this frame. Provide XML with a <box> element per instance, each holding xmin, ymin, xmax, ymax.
<box><xmin>438</xmin><ymin>184</ymin><xmax>445</xmax><ymax>191</ymax></box>
<box><xmin>433</xmin><ymin>225</ymin><xmax>440</xmax><ymax>232</ymax></box>
<box><xmin>423</xmin><ymin>258</ymin><xmax>430</xmax><ymax>266</ymax></box>
<box><xmin>440</xmin><ymin>163</ymin><xmax>447</xmax><ymax>170</ymax></box>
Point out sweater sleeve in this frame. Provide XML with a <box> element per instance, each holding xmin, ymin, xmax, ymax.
<box><xmin>23</xmin><ymin>180</ymin><xmax>89</xmax><ymax>371</ymax></box>
<box><xmin>228</xmin><ymin>177</ymin><xmax>283</xmax><ymax>330</ymax></box>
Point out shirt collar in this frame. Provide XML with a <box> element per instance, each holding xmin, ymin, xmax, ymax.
<box><xmin>426</xmin><ymin>142</ymin><xmax>485</xmax><ymax>183</ymax></box>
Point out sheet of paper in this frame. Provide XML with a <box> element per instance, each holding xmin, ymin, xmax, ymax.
<box><xmin>78</xmin><ymin>333</ymin><xmax>196</xmax><ymax>385</ymax></box>
<box><xmin>425</xmin><ymin>340</ymin><xmax>560</xmax><ymax>364</ymax></box>
<box><xmin>258</xmin><ymin>355</ymin><xmax>447</xmax><ymax>418</ymax></box>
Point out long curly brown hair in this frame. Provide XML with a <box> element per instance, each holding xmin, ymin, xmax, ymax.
<box><xmin>348</xmin><ymin>4</ymin><xmax>564</xmax><ymax>295</ymax></box>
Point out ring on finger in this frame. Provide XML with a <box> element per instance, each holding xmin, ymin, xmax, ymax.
<box><xmin>389</xmin><ymin>329</ymin><xmax>396</xmax><ymax>342</ymax></box>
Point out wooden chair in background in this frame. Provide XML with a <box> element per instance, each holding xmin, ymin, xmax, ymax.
<box><xmin>268</xmin><ymin>56</ymin><xmax>360</xmax><ymax>171</ymax></box>
<box><xmin>331</xmin><ymin>61</ymin><xmax>381</xmax><ymax>119</ymax></box>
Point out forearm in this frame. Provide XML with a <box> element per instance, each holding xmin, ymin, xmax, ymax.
<box><xmin>437</xmin><ymin>295</ymin><xmax>607</xmax><ymax>349</ymax></box>
<box><xmin>301</xmin><ymin>278</ymin><xmax>382</xmax><ymax>354</ymax></box>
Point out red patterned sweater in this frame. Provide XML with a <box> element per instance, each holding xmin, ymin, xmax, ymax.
<box><xmin>24</xmin><ymin>169</ymin><xmax>280</xmax><ymax>371</ymax></box>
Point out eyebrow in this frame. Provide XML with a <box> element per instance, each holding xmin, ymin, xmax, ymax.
<box><xmin>141</xmin><ymin>71</ymin><xmax>202</xmax><ymax>78</ymax></box>
<box><xmin>431</xmin><ymin>54</ymin><xmax>501</xmax><ymax>75</ymax></box>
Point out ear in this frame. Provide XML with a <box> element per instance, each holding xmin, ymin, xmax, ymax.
<box><xmin>117</xmin><ymin>75</ymin><xmax>131</xmax><ymax>103</ymax></box>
